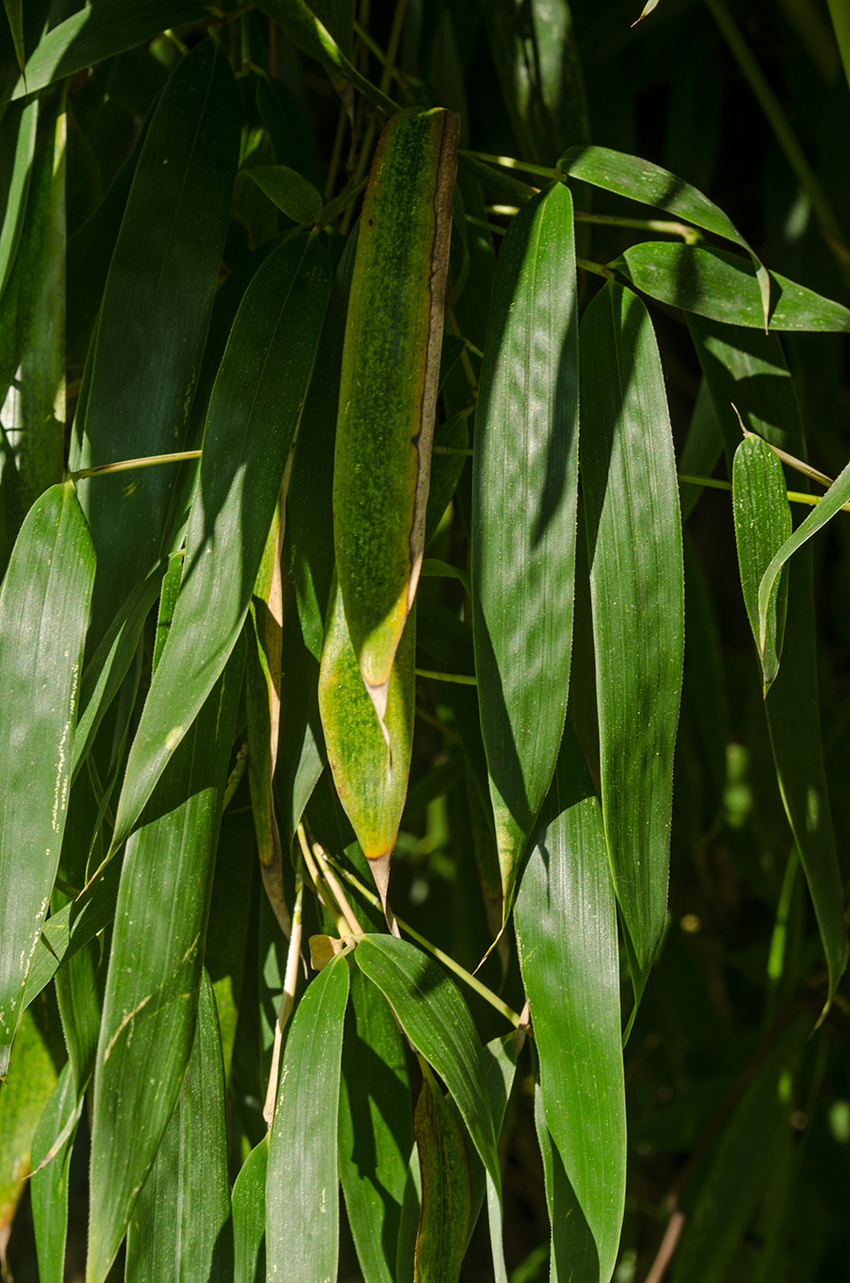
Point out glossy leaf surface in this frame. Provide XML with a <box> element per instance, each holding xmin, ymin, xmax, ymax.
<box><xmin>579</xmin><ymin>282</ymin><xmax>684</xmax><ymax>974</ymax></box>
<box><xmin>732</xmin><ymin>434</ymin><xmax>791</xmax><ymax>690</ymax></box>
<box><xmin>472</xmin><ymin>179</ymin><xmax>578</xmax><ymax>923</ymax></box>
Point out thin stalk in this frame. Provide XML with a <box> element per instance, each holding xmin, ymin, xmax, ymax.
<box><xmin>763</xmin><ymin>848</ymin><xmax>799</xmax><ymax>1027</ymax></box>
<box><xmin>222</xmin><ymin>742</ymin><xmax>248</xmax><ymax>812</ymax></box>
<box><xmin>324</xmin><ymin>856</ymin><xmax>522</xmax><ymax>1028</ymax></box>
<box><xmin>312</xmin><ymin>842</ymin><xmax>364</xmax><ymax>935</ymax></box>
<box><xmin>415</xmin><ymin>668</ymin><xmax>477</xmax><ymax>686</ymax></box>
<box><xmin>318</xmin><ymin>177</ymin><xmax>369</xmax><ymax>229</ymax></box>
<box><xmin>462</xmin><ymin>149</ymin><xmax>555</xmax><ymax>181</ymax></box>
<box><xmin>827</xmin><ymin>0</ymin><xmax>850</xmax><ymax>93</ymax></box>
<box><xmin>705</xmin><ymin>0</ymin><xmax>847</xmax><ymax>258</ymax></box>
<box><xmin>467</xmin><ymin>214</ymin><xmax>507</xmax><ymax>237</ymax></box>
<box><xmin>323</xmin><ymin>105</ymin><xmax>348</xmax><ymax>203</ymax></box>
<box><xmin>577</xmin><ymin>257</ymin><xmax>614</xmax><ymax>280</ymax></box>
<box><xmin>575</xmin><ymin>211</ymin><xmax>702</xmax><ymax>243</ymax></box>
<box><xmin>297</xmin><ymin>824</ymin><xmax>348</xmax><ymax>935</ymax></box>
<box><xmin>263</xmin><ymin>877</ymin><xmax>304</xmax><ymax>1126</ymax></box>
<box><xmin>678</xmin><ymin>472</ymin><xmax>850</xmax><ymax>512</ymax></box>
<box><xmin>68</xmin><ymin>449</ymin><xmax>202</xmax><ymax>482</ymax></box>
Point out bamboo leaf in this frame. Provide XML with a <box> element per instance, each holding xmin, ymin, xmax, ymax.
<box><xmin>579</xmin><ymin>281</ymin><xmax>684</xmax><ymax>974</ymax></box>
<box><xmin>732</xmin><ymin>435</ymin><xmax>791</xmax><ymax>690</ymax></box>
<box><xmin>413</xmin><ymin>1070</ymin><xmax>471</xmax><ymax>1283</ymax></box>
<box><xmin>110</xmin><ymin>233</ymin><xmax>331</xmax><ymax>852</ymax></box>
<box><xmin>472</xmin><ymin>179</ymin><xmax>578</xmax><ymax>924</ymax></box>
<box><xmin>353</xmin><ymin>934</ymin><xmax>506</xmax><ymax>1282</ymax></box>
<box><xmin>559</xmin><ymin>145</ymin><xmax>770</xmax><ymax>325</ymax></box>
<box><xmin>0</xmin><ymin>1004</ymin><xmax>62</xmax><ymax>1243</ymax></box>
<box><xmin>615</xmin><ymin>242</ymin><xmax>850</xmax><ymax>331</ymax></box>
<box><xmin>515</xmin><ymin>723</ymin><xmax>626</xmax><ymax>1283</ymax></box>
<box><xmin>757</xmin><ymin>454</ymin><xmax>850</xmax><ymax>672</ymax></box>
<box><xmin>233</xmin><ymin>1136</ymin><xmax>268</xmax><ymax>1283</ymax></box>
<box><xmin>7</xmin><ymin>1</ymin><xmax>208</xmax><ymax>102</ymax></box>
<box><xmin>334</xmin><ymin>107</ymin><xmax>459</xmax><ymax>732</ymax></box>
<box><xmin>0</xmin><ymin>98</ymin><xmax>38</xmax><ymax>301</ymax></box>
<box><xmin>0</xmin><ymin>482</ymin><xmax>95</xmax><ymax>1077</ymax></box>
<box><xmin>245</xmin><ymin>164</ymin><xmax>322</xmax><ymax>224</ymax></box>
<box><xmin>0</xmin><ymin>91</ymin><xmax>66</xmax><ymax>541</ymax></box>
<box><xmin>339</xmin><ymin>964</ymin><xmax>413</xmax><ymax>1283</ymax></box>
<box><xmin>255</xmin><ymin>0</ymin><xmax>399</xmax><ymax>116</ymax></box>
<box><xmin>124</xmin><ymin>970</ymin><xmax>233</xmax><ymax>1283</ymax></box>
<box><xmin>87</xmin><ymin>639</ymin><xmax>244</xmax><ymax>1283</ymax></box>
<box><xmin>691</xmin><ymin>318</ymin><xmax>847</xmax><ymax>1007</ymax></box>
<box><xmin>318</xmin><ymin>577</ymin><xmax>415</xmax><ymax>903</ymax></box>
<box><xmin>266</xmin><ymin>953</ymin><xmax>351</xmax><ymax>1283</ymax></box>
<box><xmin>31</xmin><ymin>1063</ymin><xmax>80</xmax><ymax>1283</ymax></box>
<box><xmin>2</xmin><ymin>0</ymin><xmax>23</xmax><ymax>73</ymax></box>
<box><xmin>71</xmin><ymin>38</ymin><xmax>240</xmax><ymax>650</ymax></box>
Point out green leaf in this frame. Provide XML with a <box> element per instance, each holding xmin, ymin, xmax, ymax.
<box><xmin>732</xmin><ymin>435</ymin><xmax>792</xmax><ymax>690</ymax></box>
<box><xmin>691</xmin><ymin>318</ymin><xmax>847</xmax><ymax>1008</ymax></box>
<box><xmin>71</xmin><ymin>38</ymin><xmax>240</xmax><ymax>649</ymax></box>
<box><xmin>414</xmin><ymin>1070</ymin><xmax>471</xmax><ymax>1283</ymax></box>
<box><xmin>0</xmin><ymin>98</ymin><xmax>38</xmax><ymax>301</ymax></box>
<box><xmin>2</xmin><ymin>0</ymin><xmax>23</xmax><ymax>73</ymax></box>
<box><xmin>472</xmin><ymin>180</ymin><xmax>579</xmax><ymax>923</ymax></box>
<box><xmin>579</xmin><ymin>282</ymin><xmax>684</xmax><ymax>974</ymax></box>
<box><xmin>7</xmin><ymin>1</ymin><xmax>209</xmax><ymax>102</ymax></box>
<box><xmin>339</xmin><ymin>964</ymin><xmax>413</xmax><ymax>1283</ymax></box>
<box><xmin>31</xmin><ymin>1063</ymin><xmax>79</xmax><ymax>1283</ymax></box>
<box><xmin>334</xmin><ymin>108</ymin><xmax>459</xmax><ymax>732</ymax></box>
<box><xmin>245</xmin><ymin>164</ymin><xmax>322</xmax><ymax>223</ymax></box>
<box><xmin>353</xmin><ymin>934</ymin><xmax>506</xmax><ymax>1281</ymax></box>
<box><xmin>110</xmin><ymin>233</ymin><xmax>331</xmax><ymax>852</ymax></box>
<box><xmin>515</xmin><ymin>723</ymin><xmax>626</xmax><ymax>1283</ymax></box>
<box><xmin>0</xmin><ymin>91</ymin><xmax>66</xmax><ymax>540</ymax></box>
<box><xmin>233</xmin><ymin>1136</ymin><xmax>268</xmax><ymax>1283</ymax></box>
<box><xmin>559</xmin><ymin>145</ymin><xmax>770</xmax><ymax>326</ymax></box>
<box><xmin>266</xmin><ymin>953</ymin><xmax>351</xmax><ymax>1283</ymax></box>
<box><xmin>671</xmin><ymin>1016</ymin><xmax>808</xmax><ymax>1283</ymax></box>
<box><xmin>124</xmin><ymin>970</ymin><xmax>233</xmax><ymax>1283</ymax></box>
<box><xmin>87</xmin><ymin>639</ymin><xmax>244</xmax><ymax>1283</ymax></box>
<box><xmin>0</xmin><ymin>1003</ymin><xmax>62</xmax><ymax>1241</ymax></box>
<box><xmin>255</xmin><ymin>0</ymin><xmax>399</xmax><ymax>116</ymax></box>
<box><xmin>319</xmin><ymin>577</ymin><xmax>415</xmax><ymax>901</ymax></box>
<box><xmin>757</xmin><ymin>454</ymin><xmax>850</xmax><ymax>675</ymax></box>
<box><xmin>483</xmin><ymin>0</ymin><xmax>590</xmax><ymax>162</ymax></box>
<box><xmin>615</xmin><ymin>242</ymin><xmax>850</xmax><ymax>331</ymax></box>
<box><xmin>0</xmin><ymin>482</ymin><xmax>95</xmax><ymax>1077</ymax></box>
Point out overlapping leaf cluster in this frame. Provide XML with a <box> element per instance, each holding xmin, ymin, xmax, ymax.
<box><xmin>1</xmin><ymin>3</ymin><xmax>849</xmax><ymax>1282</ymax></box>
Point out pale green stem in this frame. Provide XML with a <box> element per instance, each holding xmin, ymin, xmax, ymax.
<box><xmin>575</xmin><ymin>211</ymin><xmax>702</xmax><ymax>244</ymax></box>
<box><xmin>577</xmin><ymin>257</ymin><xmax>614</xmax><ymax>280</ymax></box>
<box><xmin>415</xmin><ymin>667</ymin><xmax>477</xmax><ymax>686</ymax></box>
<box><xmin>69</xmin><ymin>449</ymin><xmax>202</xmax><ymax>482</ymax></box>
<box><xmin>678</xmin><ymin>473</ymin><xmax>850</xmax><ymax>512</ymax></box>
<box><xmin>462</xmin><ymin>149</ymin><xmax>555</xmax><ymax>181</ymax></box>
<box><xmin>705</xmin><ymin>0</ymin><xmax>847</xmax><ymax>256</ymax></box>
<box><xmin>263</xmin><ymin>876</ymin><xmax>304</xmax><ymax>1126</ymax></box>
<box><xmin>322</xmin><ymin>855</ymin><xmax>521</xmax><ymax>1028</ymax></box>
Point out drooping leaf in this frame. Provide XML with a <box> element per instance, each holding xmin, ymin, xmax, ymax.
<box><xmin>266</xmin><ymin>953</ymin><xmax>351</xmax><ymax>1283</ymax></box>
<box><xmin>334</xmin><ymin>107</ymin><xmax>459</xmax><ymax>732</ymax></box>
<box><xmin>559</xmin><ymin>144</ymin><xmax>770</xmax><ymax>325</ymax></box>
<box><xmin>245</xmin><ymin>164</ymin><xmax>322</xmax><ymax>224</ymax></box>
<box><xmin>87</xmin><ymin>639</ymin><xmax>244</xmax><ymax>1283</ymax></box>
<box><xmin>124</xmin><ymin>971</ymin><xmax>233</xmax><ymax>1283</ymax></box>
<box><xmin>515</xmin><ymin>723</ymin><xmax>625</xmax><ymax>1283</ymax></box>
<box><xmin>318</xmin><ymin>577</ymin><xmax>415</xmax><ymax>903</ymax></box>
<box><xmin>472</xmin><ymin>178</ymin><xmax>578</xmax><ymax>924</ymax></box>
<box><xmin>7</xmin><ymin>1</ymin><xmax>208</xmax><ymax>102</ymax></box>
<box><xmin>413</xmin><ymin>1069</ymin><xmax>471</xmax><ymax>1283</ymax></box>
<box><xmin>233</xmin><ymin>1136</ymin><xmax>268</xmax><ymax>1283</ymax></box>
<box><xmin>615</xmin><ymin>242</ymin><xmax>850</xmax><ymax>332</ymax></box>
<box><xmin>354</xmin><ymin>935</ymin><xmax>506</xmax><ymax>1281</ymax></box>
<box><xmin>110</xmin><ymin>233</ymin><xmax>331</xmax><ymax>853</ymax></box>
<box><xmin>732</xmin><ymin>434</ymin><xmax>792</xmax><ymax>690</ymax></box>
<box><xmin>71</xmin><ymin>38</ymin><xmax>240</xmax><ymax>650</ymax></box>
<box><xmin>691</xmin><ymin>317</ymin><xmax>847</xmax><ymax>1007</ymax></box>
<box><xmin>579</xmin><ymin>282</ymin><xmax>684</xmax><ymax>974</ymax></box>
<box><xmin>0</xmin><ymin>482</ymin><xmax>95</xmax><ymax>1077</ymax></box>
<box><xmin>339</xmin><ymin>964</ymin><xmax>413</xmax><ymax>1283</ymax></box>
<box><xmin>255</xmin><ymin>0</ymin><xmax>399</xmax><ymax>115</ymax></box>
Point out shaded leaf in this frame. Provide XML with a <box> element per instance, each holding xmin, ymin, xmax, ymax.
<box><xmin>579</xmin><ymin>282</ymin><xmax>684</xmax><ymax>974</ymax></box>
<box><xmin>472</xmin><ymin>179</ymin><xmax>579</xmax><ymax>923</ymax></box>
<box><xmin>0</xmin><ymin>483</ymin><xmax>95</xmax><ymax>1077</ymax></box>
<box><xmin>233</xmin><ymin>1136</ymin><xmax>268</xmax><ymax>1283</ymax></box>
<box><xmin>110</xmin><ymin>233</ymin><xmax>331</xmax><ymax>852</ymax></box>
<box><xmin>615</xmin><ymin>242</ymin><xmax>850</xmax><ymax>331</ymax></box>
<box><xmin>124</xmin><ymin>971</ymin><xmax>233</xmax><ymax>1283</ymax></box>
<box><xmin>0</xmin><ymin>98</ymin><xmax>38</xmax><ymax>301</ymax></box>
<box><xmin>0</xmin><ymin>1004</ymin><xmax>62</xmax><ymax>1247</ymax></box>
<box><xmin>414</xmin><ymin>1070</ymin><xmax>471</xmax><ymax>1283</ymax></box>
<box><xmin>31</xmin><ymin>1063</ymin><xmax>79</xmax><ymax>1283</ymax></box>
<box><xmin>266</xmin><ymin>953</ymin><xmax>351</xmax><ymax>1283</ymax></box>
<box><xmin>245</xmin><ymin>164</ymin><xmax>322</xmax><ymax>223</ymax></box>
